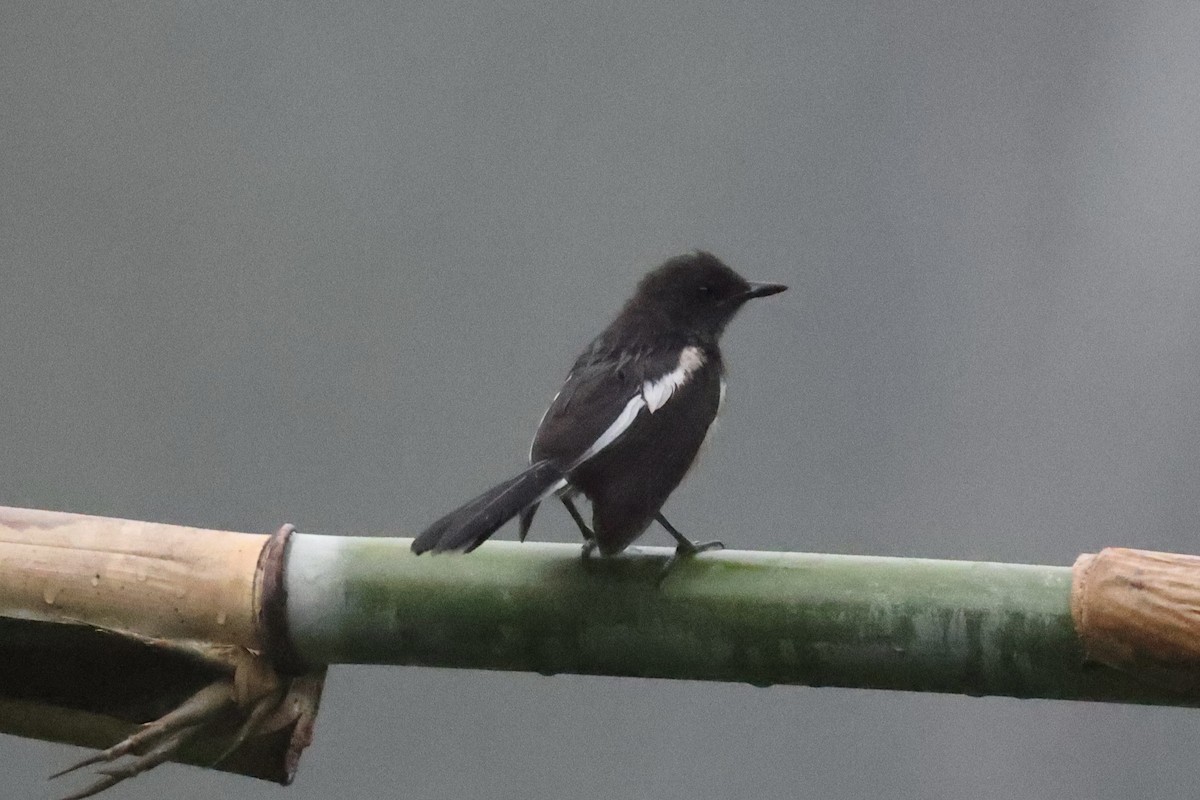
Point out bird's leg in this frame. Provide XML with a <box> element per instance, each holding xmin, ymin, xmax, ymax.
<box><xmin>561</xmin><ymin>496</ymin><xmax>598</xmax><ymax>558</ymax></box>
<box><xmin>655</xmin><ymin>512</ymin><xmax>723</xmax><ymax>577</ymax></box>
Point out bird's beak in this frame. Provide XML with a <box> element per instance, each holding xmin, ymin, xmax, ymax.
<box><xmin>743</xmin><ymin>282</ymin><xmax>788</xmax><ymax>299</ymax></box>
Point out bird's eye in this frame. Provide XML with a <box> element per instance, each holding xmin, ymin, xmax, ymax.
<box><xmin>697</xmin><ymin>285</ymin><xmax>712</xmax><ymax>295</ymax></box>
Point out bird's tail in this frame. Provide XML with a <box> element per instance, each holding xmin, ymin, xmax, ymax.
<box><xmin>411</xmin><ymin>460</ymin><xmax>564</xmax><ymax>554</ymax></box>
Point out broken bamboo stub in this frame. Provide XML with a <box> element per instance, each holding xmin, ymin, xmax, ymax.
<box><xmin>0</xmin><ymin>506</ymin><xmax>323</xmax><ymax>794</ymax></box>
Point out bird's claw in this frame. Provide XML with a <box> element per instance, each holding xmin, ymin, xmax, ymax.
<box><xmin>658</xmin><ymin>539</ymin><xmax>724</xmax><ymax>583</ymax></box>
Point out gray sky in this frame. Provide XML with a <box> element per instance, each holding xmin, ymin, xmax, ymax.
<box><xmin>4</xmin><ymin>1</ymin><xmax>1200</xmax><ymax>798</ymax></box>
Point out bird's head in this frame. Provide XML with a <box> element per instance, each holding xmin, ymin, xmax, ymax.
<box><xmin>624</xmin><ymin>251</ymin><xmax>787</xmax><ymax>339</ymax></box>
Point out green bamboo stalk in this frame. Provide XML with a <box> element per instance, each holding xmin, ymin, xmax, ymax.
<box><xmin>284</xmin><ymin>536</ymin><xmax>1185</xmax><ymax>705</ymax></box>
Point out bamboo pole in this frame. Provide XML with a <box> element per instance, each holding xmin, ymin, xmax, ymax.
<box><xmin>6</xmin><ymin>504</ymin><xmax>1200</xmax><ymax>797</ymax></box>
<box><xmin>6</xmin><ymin>505</ymin><xmax>1200</xmax><ymax>704</ymax></box>
<box><xmin>283</xmin><ymin>536</ymin><xmax>1194</xmax><ymax>704</ymax></box>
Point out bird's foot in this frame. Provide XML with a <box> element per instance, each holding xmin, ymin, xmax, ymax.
<box><xmin>686</xmin><ymin>539</ymin><xmax>726</xmax><ymax>555</ymax></box>
<box><xmin>580</xmin><ymin>539</ymin><xmax>598</xmax><ymax>559</ymax></box>
<box><xmin>658</xmin><ymin>538</ymin><xmax>724</xmax><ymax>583</ymax></box>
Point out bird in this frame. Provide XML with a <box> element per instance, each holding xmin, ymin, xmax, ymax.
<box><xmin>410</xmin><ymin>251</ymin><xmax>786</xmax><ymax>569</ymax></box>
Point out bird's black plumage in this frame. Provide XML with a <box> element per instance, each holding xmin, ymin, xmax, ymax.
<box><xmin>411</xmin><ymin>251</ymin><xmax>786</xmax><ymax>558</ymax></box>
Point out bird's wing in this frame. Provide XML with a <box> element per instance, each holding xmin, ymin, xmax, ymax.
<box><xmin>530</xmin><ymin>346</ymin><xmax>706</xmax><ymax>468</ymax></box>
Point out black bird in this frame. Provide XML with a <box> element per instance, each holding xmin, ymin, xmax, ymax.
<box><xmin>411</xmin><ymin>251</ymin><xmax>786</xmax><ymax>566</ymax></box>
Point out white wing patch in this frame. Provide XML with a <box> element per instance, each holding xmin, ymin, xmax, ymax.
<box><xmin>571</xmin><ymin>345</ymin><xmax>706</xmax><ymax>467</ymax></box>
<box><xmin>530</xmin><ymin>388</ymin><xmax>563</xmax><ymax>462</ymax></box>
<box><xmin>573</xmin><ymin>393</ymin><xmax>646</xmax><ymax>466</ymax></box>
<box><xmin>642</xmin><ymin>346</ymin><xmax>706</xmax><ymax>413</ymax></box>
<box><xmin>541</xmin><ymin>476</ymin><xmax>570</xmax><ymax>501</ymax></box>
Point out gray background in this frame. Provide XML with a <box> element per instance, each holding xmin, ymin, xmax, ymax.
<box><xmin>3</xmin><ymin>1</ymin><xmax>1200</xmax><ymax>798</ymax></box>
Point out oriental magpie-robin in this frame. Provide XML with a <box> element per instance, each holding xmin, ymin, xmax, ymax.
<box><xmin>411</xmin><ymin>251</ymin><xmax>786</xmax><ymax>565</ymax></box>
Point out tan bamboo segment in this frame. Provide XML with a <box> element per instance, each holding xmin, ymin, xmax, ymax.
<box><xmin>0</xmin><ymin>506</ymin><xmax>268</xmax><ymax>648</ymax></box>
